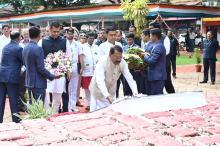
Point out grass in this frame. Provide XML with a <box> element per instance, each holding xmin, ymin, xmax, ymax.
<box><xmin>176</xmin><ymin>55</ymin><xmax>220</xmax><ymax>65</ymax></box>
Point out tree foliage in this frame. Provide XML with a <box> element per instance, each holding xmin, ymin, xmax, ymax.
<box><xmin>0</xmin><ymin>0</ymin><xmax>91</xmax><ymax>14</ymax></box>
<box><xmin>121</xmin><ymin>0</ymin><xmax>149</xmax><ymax>37</ymax></box>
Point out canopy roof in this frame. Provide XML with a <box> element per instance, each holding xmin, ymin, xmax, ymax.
<box><xmin>0</xmin><ymin>4</ymin><xmax>219</xmax><ymax>23</ymax></box>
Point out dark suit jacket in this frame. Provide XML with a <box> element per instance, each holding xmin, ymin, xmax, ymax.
<box><xmin>0</xmin><ymin>41</ymin><xmax>23</xmax><ymax>83</ymax></box>
<box><xmin>22</xmin><ymin>41</ymin><xmax>55</xmax><ymax>89</ymax></box>
<box><xmin>203</xmin><ymin>39</ymin><xmax>219</xmax><ymax>59</ymax></box>
<box><xmin>42</xmin><ymin>36</ymin><xmax>66</xmax><ymax>58</ymax></box>
<box><xmin>144</xmin><ymin>41</ymin><xmax>167</xmax><ymax>81</ymax></box>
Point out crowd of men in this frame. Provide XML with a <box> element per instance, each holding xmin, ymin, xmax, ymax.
<box><xmin>0</xmin><ymin>21</ymin><xmax>218</xmax><ymax>123</ymax></box>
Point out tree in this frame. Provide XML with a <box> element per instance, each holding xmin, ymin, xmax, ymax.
<box><xmin>0</xmin><ymin>0</ymin><xmax>91</xmax><ymax>14</ymax></box>
<box><xmin>121</xmin><ymin>0</ymin><xmax>149</xmax><ymax>37</ymax></box>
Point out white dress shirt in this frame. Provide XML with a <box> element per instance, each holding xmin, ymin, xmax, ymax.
<box><xmin>82</xmin><ymin>43</ymin><xmax>100</xmax><ymax>77</ymax></box>
<box><xmin>189</xmin><ymin>32</ymin><xmax>196</xmax><ymax>39</ymax></box>
<box><xmin>164</xmin><ymin>36</ymin><xmax>170</xmax><ymax>55</ymax></box>
<box><xmin>0</xmin><ymin>35</ymin><xmax>10</xmax><ymax>63</ymax></box>
<box><xmin>99</xmin><ymin>41</ymin><xmax>122</xmax><ymax>57</ymax></box>
<box><xmin>89</xmin><ymin>56</ymin><xmax>138</xmax><ymax>99</ymax></box>
<box><xmin>66</xmin><ymin>39</ymin><xmax>83</xmax><ymax>65</ymax></box>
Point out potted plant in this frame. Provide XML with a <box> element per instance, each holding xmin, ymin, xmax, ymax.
<box><xmin>194</xmin><ymin>48</ymin><xmax>202</xmax><ymax>72</ymax></box>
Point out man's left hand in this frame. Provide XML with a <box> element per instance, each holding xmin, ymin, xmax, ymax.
<box><xmin>79</xmin><ymin>68</ymin><xmax>83</xmax><ymax>75</ymax></box>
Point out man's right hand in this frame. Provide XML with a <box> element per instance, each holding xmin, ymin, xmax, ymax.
<box><xmin>67</xmin><ymin>72</ymin><xmax>72</xmax><ymax>81</ymax></box>
<box><xmin>107</xmin><ymin>96</ymin><xmax>113</xmax><ymax>104</ymax></box>
<box><xmin>54</xmin><ymin>75</ymin><xmax>62</xmax><ymax>79</ymax></box>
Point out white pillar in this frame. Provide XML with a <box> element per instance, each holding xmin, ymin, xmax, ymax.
<box><xmin>70</xmin><ymin>19</ymin><xmax>73</xmax><ymax>27</ymax></box>
<box><xmin>101</xmin><ymin>17</ymin><xmax>104</xmax><ymax>29</ymax></box>
<box><xmin>47</xmin><ymin>21</ymin><xmax>50</xmax><ymax>27</ymax></box>
<box><xmin>200</xmin><ymin>17</ymin><xmax>203</xmax><ymax>35</ymax></box>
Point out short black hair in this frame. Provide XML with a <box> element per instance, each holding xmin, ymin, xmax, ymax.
<box><xmin>99</xmin><ymin>29</ymin><xmax>105</xmax><ymax>33</ymax></box>
<box><xmin>126</xmin><ymin>33</ymin><xmax>135</xmax><ymax>39</ymax></box>
<box><xmin>129</xmin><ymin>25</ymin><xmax>136</xmax><ymax>30</ymax></box>
<box><xmin>2</xmin><ymin>24</ymin><xmax>10</xmax><ymax>30</ymax></box>
<box><xmin>110</xmin><ymin>45</ymin><xmax>123</xmax><ymax>55</ymax></box>
<box><xmin>150</xmin><ymin>28</ymin><xmax>162</xmax><ymax>39</ymax></box>
<box><xmin>106</xmin><ymin>27</ymin><xmax>116</xmax><ymax>34</ymax></box>
<box><xmin>29</xmin><ymin>26</ymin><xmax>41</xmax><ymax>39</ymax></box>
<box><xmin>50</xmin><ymin>22</ymin><xmax>60</xmax><ymax>29</ymax></box>
<box><xmin>142</xmin><ymin>29</ymin><xmax>150</xmax><ymax>36</ymax></box>
<box><xmin>207</xmin><ymin>30</ymin><xmax>214</xmax><ymax>35</ymax></box>
<box><xmin>87</xmin><ymin>32</ymin><xmax>96</xmax><ymax>38</ymax></box>
<box><xmin>116</xmin><ymin>30</ymin><xmax>122</xmax><ymax>35</ymax></box>
<box><xmin>67</xmin><ymin>28</ymin><xmax>75</xmax><ymax>34</ymax></box>
<box><xmin>149</xmin><ymin>21</ymin><xmax>161</xmax><ymax>29</ymax></box>
<box><xmin>10</xmin><ymin>31</ymin><xmax>20</xmax><ymax>40</ymax></box>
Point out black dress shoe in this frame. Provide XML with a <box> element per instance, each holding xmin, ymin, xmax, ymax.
<box><xmin>76</xmin><ymin>101</ymin><xmax>83</xmax><ymax>107</ymax></box>
<box><xmin>200</xmin><ymin>81</ymin><xmax>207</xmax><ymax>84</ymax></box>
<box><xmin>85</xmin><ymin>106</ymin><xmax>90</xmax><ymax>111</ymax></box>
<box><xmin>211</xmin><ymin>82</ymin><xmax>215</xmax><ymax>85</ymax></box>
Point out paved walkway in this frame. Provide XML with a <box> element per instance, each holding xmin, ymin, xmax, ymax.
<box><xmin>1</xmin><ymin>63</ymin><xmax>220</xmax><ymax>145</ymax></box>
<box><xmin>3</xmin><ymin>63</ymin><xmax>220</xmax><ymax>122</ymax></box>
<box><xmin>174</xmin><ymin>63</ymin><xmax>220</xmax><ymax>97</ymax></box>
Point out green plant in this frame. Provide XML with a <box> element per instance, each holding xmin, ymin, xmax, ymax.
<box><xmin>121</xmin><ymin>0</ymin><xmax>149</xmax><ymax>37</ymax></box>
<box><xmin>14</xmin><ymin>97</ymin><xmax>55</xmax><ymax>120</ymax></box>
<box><xmin>194</xmin><ymin>48</ymin><xmax>202</xmax><ymax>64</ymax></box>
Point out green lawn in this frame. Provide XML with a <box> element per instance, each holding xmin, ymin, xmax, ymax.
<box><xmin>176</xmin><ymin>55</ymin><xmax>220</xmax><ymax>65</ymax></box>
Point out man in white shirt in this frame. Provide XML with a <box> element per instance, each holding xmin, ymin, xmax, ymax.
<box><xmin>89</xmin><ymin>45</ymin><xmax>138</xmax><ymax>112</ymax></box>
<box><xmin>141</xmin><ymin>29</ymin><xmax>150</xmax><ymax>50</ymax></box>
<box><xmin>81</xmin><ymin>32</ymin><xmax>100</xmax><ymax>110</ymax></box>
<box><xmin>66</xmin><ymin>29</ymin><xmax>84</xmax><ymax>112</ymax></box>
<box><xmin>18</xmin><ymin>29</ymin><xmax>30</xmax><ymax>112</ymax></box>
<box><xmin>0</xmin><ymin>25</ymin><xmax>11</xmax><ymax>63</ymax></box>
<box><xmin>19</xmin><ymin>29</ymin><xmax>30</xmax><ymax>48</ymax></box>
<box><xmin>99</xmin><ymin>27</ymin><xmax>122</xmax><ymax>57</ymax></box>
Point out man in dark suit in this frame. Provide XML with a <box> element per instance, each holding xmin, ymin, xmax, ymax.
<box><xmin>0</xmin><ymin>31</ymin><xmax>23</xmax><ymax>123</ymax></box>
<box><xmin>23</xmin><ymin>26</ymin><xmax>60</xmax><ymax>103</ymax></box>
<box><xmin>200</xmin><ymin>31</ymin><xmax>219</xmax><ymax>85</ymax></box>
<box><xmin>39</xmin><ymin>22</ymin><xmax>69</xmax><ymax>112</ymax></box>
<box><xmin>168</xmin><ymin>30</ymin><xmax>179</xmax><ymax>78</ymax></box>
<box><xmin>142</xmin><ymin>28</ymin><xmax>167</xmax><ymax>95</ymax></box>
<box><xmin>149</xmin><ymin>21</ymin><xmax>175</xmax><ymax>94</ymax></box>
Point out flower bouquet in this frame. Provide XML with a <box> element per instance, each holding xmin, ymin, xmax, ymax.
<box><xmin>123</xmin><ymin>48</ymin><xmax>147</xmax><ymax>71</ymax></box>
<box><xmin>45</xmin><ymin>50</ymin><xmax>72</xmax><ymax>76</ymax></box>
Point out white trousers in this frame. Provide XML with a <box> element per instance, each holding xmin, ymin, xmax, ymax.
<box><xmin>84</xmin><ymin>89</ymin><xmax>91</xmax><ymax>106</ymax></box>
<box><xmin>90</xmin><ymin>95</ymin><xmax>110</xmax><ymax>112</ymax></box>
<box><xmin>68</xmin><ymin>66</ymin><xmax>79</xmax><ymax>111</ymax></box>
<box><xmin>45</xmin><ymin>92</ymin><xmax>62</xmax><ymax>113</ymax></box>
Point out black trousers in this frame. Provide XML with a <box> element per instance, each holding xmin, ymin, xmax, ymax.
<box><xmin>164</xmin><ymin>66</ymin><xmax>175</xmax><ymax>94</ymax></box>
<box><xmin>124</xmin><ymin>70</ymin><xmax>147</xmax><ymax>96</ymax></box>
<box><xmin>147</xmin><ymin>80</ymin><xmax>164</xmax><ymax>95</ymax></box>
<box><xmin>0</xmin><ymin>82</ymin><xmax>20</xmax><ymax>123</ymax></box>
<box><xmin>170</xmin><ymin>55</ymin><xmax>177</xmax><ymax>76</ymax></box>
<box><xmin>18</xmin><ymin>73</ymin><xmax>27</xmax><ymax>112</ymax></box>
<box><xmin>116</xmin><ymin>75</ymin><xmax>124</xmax><ymax>98</ymax></box>
<box><xmin>62</xmin><ymin>78</ymin><xmax>69</xmax><ymax>112</ymax></box>
<box><xmin>30</xmin><ymin>88</ymin><xmax>46</xmax><ymax>103</ymax></box>
<box><xmin>203</xmin><ymin>58</ymin><xmax>216</xmax><ymax>82</ymax></box>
